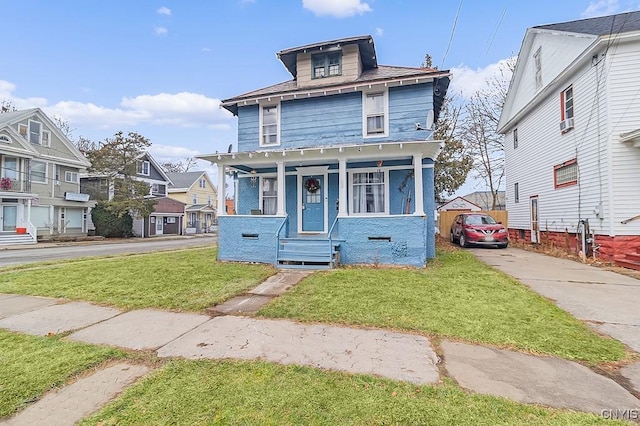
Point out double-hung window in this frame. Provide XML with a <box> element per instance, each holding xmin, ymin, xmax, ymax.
<box><xmin>363</xmin><ymin>91</ymin><xmax>387</xmax><ymax>137</ymax></box>
<box><xmin>560</xmin><ymin>86</ymin><xmax>574</xmax><ymax>132</ymax></box>
<box><xmin>199</xmin><ymin>178</ymin><xmax>206</xmax><ymax>188</ymax></box>
<box><xmin>312</xmin><ymin>52</ymin><xmax>341</xmax><ymax>79</ymax></box>
<box><xmin>137</xmin><ymin>160</ymin><xmax>150</xmax><ymax>176</ymax></box>
<box><xmin>29</xmin><ymin>120</ymin><xmax>41</xmax><ymax>144</ymax></box>
<box><xmin>351</xmin><ymin>171</ymin><xmax>386</xmax><ymax>214</ymax></box>
<box><xmin>65</xmin><ymin>171</ymin><xmax>78</xmax><ymax>183</ymax></box>
<box><xmin>260</xmin><ymin>104</ymin><xmax>279</xmax><ymax>146</ymax></box>
<box><xmin>30</xmin><ymin>160</ymin><xmax>47</xmax><ymax>183</ymax></box>
<box><xmin>261</xmin><ymin>177</ymin><xmax>277</xmax><ymax>215</ymax></box>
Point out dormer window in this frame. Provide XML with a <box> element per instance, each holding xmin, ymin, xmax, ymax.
<box><xmin>137</xmin><ymin>160</ymin><xmax>150</xmax><ymax>176</ymax></box>
<box><xmin>312</xmin><ymin>52</ymin><xmax>341</xmax><ymax>79</ymax></box>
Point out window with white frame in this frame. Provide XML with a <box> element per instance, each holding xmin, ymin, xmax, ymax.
<box><xmin>29</xmin><ymin>120</ymin><xmax>42</xmax><ymax>144</ymax></box>
<box><xmin>363</xmin><ymin>91</ymin><xmax>387</xmax><ymax>137</ymax></box>
<box><xmin>18</xmin><ymin>124</ymin><xmax>27</xmax><ymax>138</ymax></box>
<box><xmin>262</xmin><ymin>177</ymin><xmax>277</xmax><ymax>215</ymax></box>
<box><xmin>0</xmin><ymin>135</ymin><xmax>10</xmax><ymax>143</ymax></box>
<box><xmin>42</xmin><ymin>130</ymin><xmax>51</xmax><ymax>146</ymax></box>
<box><xmin>351</xmin><ymin>171</ymin><xmax>386</xmax><ymax>214</ymax></box>
<box><xmin>65</xmin><ymin>171</ymin><xmax>78</xmax><ymax>183</ymax></box>
<box><xmin>137</xmin><ymin>160</ymin><xmax>150</xmax><ymax>176</ymax></box>
<box><xmin>561</xmin><ymin>86</ymin><xmax>574</xmax><ymax>132</ymax></box>
<box><xmin>30</xmin><ymin>160</ymin><xmax>47</xmax><ymax>183</ymax></box>
<box><xmin>533</xmin><ymin>47</ymin><xmax>542</xmax><ymax>90</ymax></box>
<box><xmin>260</xmin><ymin>104</ymin><xmax>279</xmax><ymax>146</ymax></box>
<box><xmin>554</xmin><ymin>159</ymin><xmax>578</xmax><ymax>188</ymax></box>
<box><xmin>192</xmin><ymin>193</ymin><xmax>197</xmax><ymax>204</ymax></box>
<box><xmin>312</xmin><ymin>52</ymin><xmax>342</xmax><ymax>79</ymax></box>
<box><xmin>3</xmin><ymin>157</ymin><xmax>18</xmax><ymax>180</ymax></box>
<box><xmin>199</xmin><ymin>178</ymin><xmax>206</xmax><ymax>188</ymax></box>
<box><xmin>207</xmin><ymin>195</ymin><xmax>212</xmax><ymax>206</ymax></box>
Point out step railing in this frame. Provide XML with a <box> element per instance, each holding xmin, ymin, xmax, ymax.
<box><xmin>275</xmin><ymin>215</ymin><xmax>289</xmax><ymax>265</ymax></box>
<box><xmin>328</xmin><ymin>216</ymin><xmax>340</xmax><ymax>267</ymax></box>
<box><xmin>26</xmin><ymin>220</ymin><xmax>37</xmax><ymax>242</ymax></box>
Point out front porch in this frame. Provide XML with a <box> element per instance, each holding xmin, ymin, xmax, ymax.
<box><xmin>203</xmin><ymin>140</ymin><xmax>441</xmax><ymax>268</ymax></box>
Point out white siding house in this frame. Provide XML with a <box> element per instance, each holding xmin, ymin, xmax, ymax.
<box><xmin>498</xmin><ymin>11</ymin><xmax>640</xmax><ymax>265</ymax></box>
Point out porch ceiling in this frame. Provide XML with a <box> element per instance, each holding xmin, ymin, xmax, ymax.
<box><xmin>197</xmin><ymin>140</ymin><xmax>442</xmax><ymax>168</ymax></box>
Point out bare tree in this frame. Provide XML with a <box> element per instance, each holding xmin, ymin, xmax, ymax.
<box><xmin>459</xmin><ymin>58</ymin><xmax>515</xmax><ymax>209</ymax></box>
<box><xmin>0</xmin><ymin>100</ymin><xmax>17</xmax><ymax>113</ymax></box>
<box><xmin>160</xmin><ymin>158</ymin><xmax>198</xmax><ymax>173</ymax></box>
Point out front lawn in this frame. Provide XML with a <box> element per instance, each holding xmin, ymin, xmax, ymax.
<box><xmin>259</xmin><ymin>249</ymin><xmax>625</xmax><ymax>363</ymax></box>
<box><xmin>82</xmin><ymin>359</ymin><xmax>614</xmax><ymax>425</ymax></box>
<box><xmin>0</xmin><ymin>329</ymin><xmax>125</xmax><ymax>418</ymax></box>
<box><xmin>0</xmin><ymin>248</ymin><xmax>275</xmax><ymax>312</ymax></box>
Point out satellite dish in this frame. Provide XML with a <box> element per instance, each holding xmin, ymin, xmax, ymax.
<box><xmin>426</xmin><ymin>110</ymin><xmax>435</xmax><ymax>130</ymax></box>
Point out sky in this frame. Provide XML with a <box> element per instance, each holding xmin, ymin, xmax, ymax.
<box><xmin>2</xmin><ymin>0</ymin><xmax>637</xmax><ymax>196</ymax></box>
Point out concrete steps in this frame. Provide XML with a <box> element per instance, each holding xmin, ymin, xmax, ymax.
<box><xmin>0</xmin><ymin>233</ymin><xmax>36</xmax><ymax>245</ymax></box>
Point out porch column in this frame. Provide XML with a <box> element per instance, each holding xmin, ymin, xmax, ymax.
<box><xmin>276</xmin><ymin>161</ymin><xmax>285</xmax><ymax>215</ymax></box>
<box><xmin>413</xmin><ymin>154</ymin><xmax>425</xmax><ymax>215</ymax></box>
<box><xmin>338</xmin><ymin>158</ymin><xmax>347</xmax><ymax>216</ymax></box>
<box><xmin>217</xmin><ymin>164</ymin><xmax>226</xmax><ymax>216</ymax></box>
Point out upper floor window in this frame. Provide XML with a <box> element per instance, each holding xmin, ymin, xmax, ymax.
<box><xmin>560</xmin><ymin>86</ymin><xmax>574</xmax><ymax>133</ymax></box>
<box><xmin>554</xmin><ymin>159</ymin><xmax>578</xmax><ymax>188</ymax></box>
<box><xmin>29</xmin><ymin>120</ymin><xmax>41</xmax><ymax>144</ymax></box>
<box><xmin>137</xmin><ymin>160</ymin><xmax>150</xmax><ymax>176</ymax></box>
<box><xmin>207</xmin><ymin>195</ymin><xmax>212</xmax><ymax>206</ymax></box>
<box><xmin>192</xmin><ymin>193</ymin><xmax>198</xmax><ymax>204</ymax></box>
<box><xmin>18</xmin><ymin>124</ymin><xmax>27</xmax><ymax>138</ymax></box>
<box><xmin>260</xmin><ymin>104</ymin><xmax>279</xmax><ymax>146</ymax></box>
<box><xmin>513</xmin><ymin>128</ymin><xmax>518</xmax><ymax>149</ymax></box>
<box><xmin>514</xmin><ymin>182</ymin><xmax>519</xmax><ymax>204</ymax></box>
<box><xmin>65</xmin><ymin>171</ymin><xmax>79</xmax><ymax>183</ymax></box>
<box><xmin>312</xmin><ymin>52</ymin><xmax>341</xmax><ymax>79</ymax></box>
<box><xmin>0</xmin><ymin>135</ymin><xmax>10</xmax><ymax>143</ymax></box>
<box><xmin>351</xmin><ymin>170</ymin><xmax>387</xmax><ymax>214</ymax></box>
<box><xmin>30</xmin><ymin>160</ymin><xmax>47</xmax><ymax>183</ymax></box>
<box><xmin>42</xmin><ymin>130</ymin><xmax>51</xmax><ymax>147</ymax></box>
<box><xmin>363</xmin><ymin>91</ymin><xmax>388</xmax><ymax>137</ymax></box>
<box><xmin>533</xmin><ymin>47</ymin><xmax>542</xmax><ymax>90</ymax></box>
<box><xmin>199</xmin><ymin>178</ymin><xmax>206</xmax><ymax>188</ymax></box>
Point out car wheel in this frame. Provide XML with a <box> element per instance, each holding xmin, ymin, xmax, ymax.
<box><xmin>450</xmin><ymin>232</ymin><xmax>455</xmax><ymax>243</ymax></box>
<box><xmin>459</xmin><ymin>233</ymin><xmax>467</xmax><ymax>248</ymax></box>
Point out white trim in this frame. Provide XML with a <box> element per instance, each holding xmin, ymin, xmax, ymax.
<box><xmin>259</xmin><ymin>174</ymin><xmax>278</xmax><ymax>215</ymax></box>
<box><xmin>27</xmin><ymin>119</ymin><xmax>42</xmax><ymax>145</ymax></box>
<box><xmin>362</xmin><ymin>88</ymin><xmax>389</xmax><ymax>139</ymax></box>
<box><xmin>259</xmin><ymin>102</ymin><xmax>281</xmax><ymax>147</ymax></box>
<box><xmin>234</xmin><ymin>163</ymin><xmax>435</xmax><ymax>178</ymax></box>
<box><xmin>138</xmin><ymin>160</ymin><xmax>150</xmax><ymax>176</ymax></box>
<box><xmin>0</xmin><ymin>135</ymin><xmax>10</xmax><ymax>144</ymax></box>
<box><xmin>348</xmin><ymin>167</ymin><xmax>390</xmax><ymax>215</ymax></box>
<box><xmin>42</xmin><ymin>130</ymin><xmax>51</xmax><ymax>147</ymax></box>
<box><xmin>64</xmin><ymin>170</ymin><xmax>79</xmax><ymax>183</ymax></box>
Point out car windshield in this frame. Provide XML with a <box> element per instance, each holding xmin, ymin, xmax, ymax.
<box><xmin>464</xmin><ymin>215</ymin><xmax>497</xmax><ymax>225</ymax></box>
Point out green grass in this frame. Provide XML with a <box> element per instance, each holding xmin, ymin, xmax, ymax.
<box><xmin>0</xmin><ymin>329</ymin><xmax>126</xmax><ymax>418</ymax></box>
<box><xmin>0</xmin><ymin>248</ymin><xmax>275</xmax><ymax>312</ymax></box>
<box><xmin>259</xmin><ymin>249</ymin><xmax>625</xmax><ymax>363</ymax></box>
<box><xmin>82</xmin><ymin>359</ymin><xmax>617</xmax><ymax>425</ymax></box>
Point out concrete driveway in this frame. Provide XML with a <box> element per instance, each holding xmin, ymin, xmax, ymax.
<box><xmin>470</xmin><ymin>247</ymin><xmax>640</xmax><ymax>352</ymax></box>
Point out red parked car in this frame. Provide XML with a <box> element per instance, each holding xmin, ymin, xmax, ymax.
<box><xmin>449</xmin><ymin>213</ymin><xmax>508</xmax><ymax>249</ymax></box>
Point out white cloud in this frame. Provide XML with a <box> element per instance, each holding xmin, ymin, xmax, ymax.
<box><xmin>581</xmin><ymin>0</ymin><xmax>620</xmax><ymax>18</ymax></box>
<box><xmin>154</xmin><ymin>26</ymin><xmax>168</xmax><ymax>36</ymax></box>
<box><xmin>157</xmin><ymin>6</ymin><xmax>171</xmax><ymax>16</ymax></box>
<box><xmin>449</xmin><ymin>58</ymin><xmax>514</xmax><ymax>99</ymax></box>
<box><xmin>1</xmin><ymin>81</ymin><xmax>233</xmax><ymax>130</ymax></box>
<box><xmin>302</xmin><ymin>0</ymin><xmax>372</xmax><ymax>18</ymax></box>
<box><xmin>375</xmin><ymin>27</ymin><xmax>384</xmax><ymax>37</ymax></box>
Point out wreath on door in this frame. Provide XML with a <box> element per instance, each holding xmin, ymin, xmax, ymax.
<box><xmin>304</xmin><ymin>177</ymin><xmax>320</xmax><ymax>193</ymax></box>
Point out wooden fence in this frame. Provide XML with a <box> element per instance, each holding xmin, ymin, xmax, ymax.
<box><xmin>438</xmin><ymin>210</ymin><xmax>509</xmax><ymax>237</ymax></box>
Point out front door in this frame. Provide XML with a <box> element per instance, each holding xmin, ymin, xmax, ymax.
<box><xmin>530</xmin><ymin>196</ymin><xmax>539</xmax><ymax>243</ymax></box>
<box><xmin>156</xmin><ymin>217</ymin><xmax>164</xmax><ymax>235</ymax></box>
<box><xmin>1</xmin><ymin>205</ymin><xmax>17</xmax><ymax>232</ymax></box>
<box><xmin>301</xmin><ymin>174</ymin><xmax>325</xmax><ymax>232</ymax></box>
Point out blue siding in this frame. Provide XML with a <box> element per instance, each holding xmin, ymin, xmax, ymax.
<box><xmin>285</xmin><ymin>175</ymin><xmax>298</xmax><ymax>232</ymax></box>
<box><xmin>423</xmin><ymin>166</ymin><xmax>436</xmax><ymax>259</ymax></box>
<box><xmin>336</xmin><ymin>216</ymin><xmax>428</xmax><ymax>267</ymax></box>
<box><xmin>237</xmin><ymin>178</ymin><xmax>260</xmax><ymax>215</ymax></box>
<box><xmin>235</xmin><ymin>83</ymin><xmax>435</xmax><ymax>151</ymax></box>
<box><xmin>389</xmin><ymin>168</ymin><xmax>415</xmax><ymax>215</ymax></box>
<box><xmin>217</xmin><ymin>216</ymin><xmax>284</xmax><ymax>264</ymax></box>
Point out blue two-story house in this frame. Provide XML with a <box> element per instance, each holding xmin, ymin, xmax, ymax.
<box><xmin>200</xmin><ymin>35</ymin><xmax>450</xmax><ymax>268</ymax></box>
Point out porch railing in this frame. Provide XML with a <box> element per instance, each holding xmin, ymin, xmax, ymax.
<box><xmin>275</xmin><ymin>215</ymin><xmax>289</xmax><ymax>264</ymax></box>
<box><xmin>25</xmin><ymin>220</ymin><xmax>37</xmax><ymax>243</ymax></box>
<box><xmin>328</xmin><ymin>215</ymin><xmax>340</xmax><ymax>264</ymax></box>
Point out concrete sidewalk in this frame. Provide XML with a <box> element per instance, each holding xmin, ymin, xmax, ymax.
<box><xmin>1</xmin><ymin>266</ymin><xmax>640</xmax><ymax>423</ymax></box>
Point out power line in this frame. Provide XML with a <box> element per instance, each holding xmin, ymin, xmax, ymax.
<box><xmin>441</xmin><ymin>0</ymin><xmax>463</xmax><ymax>69</ymax></box>
<box><xmin>485</xmin><ymin>7</ymin><xmax>507</xmax><ymax>56</ymax></box>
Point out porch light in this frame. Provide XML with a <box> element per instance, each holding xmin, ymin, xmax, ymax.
<box><xmin>250</xmin><ymin>170</ymin><xmax>258</xmax><ymax>188</ymax></box>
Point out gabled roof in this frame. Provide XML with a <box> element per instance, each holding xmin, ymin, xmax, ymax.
<box><xmin>276</xmin><ymin>35</ymin><xmax>377</xmax><ymax>78</ymax></box>
<box><xmin>534</xmin><ymin>11</ymin><xmax>640</xmax><ymax>35</ymax></box>
<box><xmin>222</xmin><ymin>65</ymin><xmax>450</xmax><ymax>116</ymax></box>
<box><xmin>166</xmin><ymin>171</ymin><xmax>209</xmax><ymax>190</ymax></box>
<box><xmin>138</xmin><ymin>152</ymin><xmax>173</xmax><ymax>184</ymax></box>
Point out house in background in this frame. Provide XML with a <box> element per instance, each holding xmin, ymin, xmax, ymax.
<box><xmin>199</xmin><ymin>35</ymin><xmax>450</xmax><ymax>268</ymax></box>
<box><xmin>462</xmin><ymin>191</ymin><xmax>506</xmax><ymax>211</ymax></box>
<box><xmin>166</xmin><ymin>171</ymin><xmax>217</xmax><ymax>234</ymax></box>
<box><xmin>81</xmin><ymin>152</ymin><xmax>184</xmax><ymax>237</ymax></box>
<box><xmin>437</xmin><ymin>196</ymin><xmax>482</xmax><ymax>212</ymax></box>
<box><xmin>498</xmin><ymin>11</ymin><xmax>640</xmax><ymax>265</ymax></box>
<box><xmin>0</xmin><ymin>108</ymin><xmax>93</xmax><ymax>244</ymax></box>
